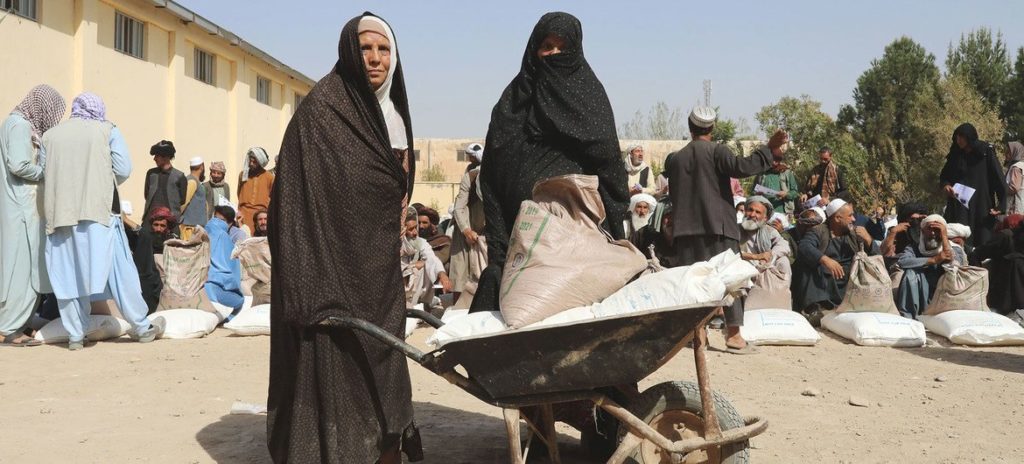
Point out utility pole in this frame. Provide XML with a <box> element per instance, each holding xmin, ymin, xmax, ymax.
<box><xmin>703</xmin><ymin>79</ymin><xmax>712</xmax><ymax>107</ymax></box>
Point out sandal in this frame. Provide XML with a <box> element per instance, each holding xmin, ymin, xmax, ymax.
<box><xmin>724</xmin><ymin>344</ymin><xmax>760</xmax><ymax>355</ymax></box>
<box><xmin>2</xmin><ymin>333</ymin><xmax>42</xmax><ymax>347</ymax></box>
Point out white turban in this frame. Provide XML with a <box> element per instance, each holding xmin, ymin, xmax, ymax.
<box><xmin>733</xmin><ymin>196</ymin><xmax>747</xmax><ymax>208</ymax></box>
<box><xmin>947</xmin><ymin>223</ymin><xmax>971</xmax><ymax>240</ymax></box>
<box><xmin>810</xmin><ymin>207</ymin><xmax>827</xmax><ymax>223</ymax></box>
<box><xmin>825</xmin><ymin>199</ymin><xmax>848</xmax><ymax>218</ymax></box>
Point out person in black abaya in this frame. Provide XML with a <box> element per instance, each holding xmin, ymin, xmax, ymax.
<box><xmin>267</xmin><ymin>13</ymin><xmax>422</xmax><ymax>464</ymax></box>
<box><xmin>940</xmin><ymin>123</ymin><xmax>1006</xmax><ymax>247</ymax></box>
<box><xmin>471</xmin><ymin>12</ymin><xmax>630</xmax><ymax>312</ymax></box>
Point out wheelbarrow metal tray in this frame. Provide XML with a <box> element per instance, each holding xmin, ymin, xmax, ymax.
<box><xmin>435</xmin><ymin>302</ymin><xmax>723</xmax><ymax>400</ymax></box>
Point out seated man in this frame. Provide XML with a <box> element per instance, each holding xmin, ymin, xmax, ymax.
<box><xmin>417</xmin><ymin>206</ymin><xmax>452</xmax><ymax>272</ymax></box>
<box><xmin>769</xmin><ymin>212</ymin><xmax>797</xmax><ymax>264</ymax></box>
<box><xmin>635</xmin><ymin>198</ymin><xmax>675</xmax><ymax>269</ymax></box>
<box><xmin>125</xmin><ymin>206</ymin><xmax>178</xmax><ymax>312</ymax></box>
<box><xmin>626</xmin><ymin>193</ymin><xmax>657</xmax><ymax>244</ymax></box>
<box><xmin>741</xmin><ymin>197</ymin><xmax>793</xmax><ymax>307</ymax></box>
<box><xmin>205</xmin><ymin>206</ymin><xmax>245</xmax><ymax>312</ymax></box>
<box><xmin>972</xmin><ymin>215</ymin><xmax>1024</xmax><ymax>316</ymax></box>
<box><xmin>881</xmin><ymin>201</ymin><xmax>929</xmax><ymax>267</ymax></box>
<box><xmin>792</xmin><ymin>199</ymin><xmax>875</xmax><ymax>322</ymax></box>
<box><xmin>895</xmin><ymin>215</ymin><xmax>965</xmax><ymax>319</ymax></box>
<box><xmin>402</xmin><ymin>213</ymin><xmax>452</xmax><ymax>310</ymax></box>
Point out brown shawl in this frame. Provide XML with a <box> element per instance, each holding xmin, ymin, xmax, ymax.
<box><xmin>266</xmin><ymin>12</ymin><xmax>421</xmax><ymax>463</ymax></box>
<box><xmin>805</xmin><ymin>160</ymin><xmax>839</xmax><ymax>198</ymax></box>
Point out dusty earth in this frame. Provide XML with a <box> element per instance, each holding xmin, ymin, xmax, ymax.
<box><xmin>2</xmin><ymin>325</ymin><xmax>1023</xmax><ymax>463</ymax></box>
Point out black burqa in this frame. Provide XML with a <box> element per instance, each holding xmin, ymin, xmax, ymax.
<box><xmin>125</xmin><ymin>227</ymin><xmax>163</xmax><ymax>313</ymax></box>
<box><xmin>266</xmin><ymin>13</ymin><xmax>422</xmax><ymax>463</ymax></box>
<box><xmin>939</xmin><ymin>123</ymin><xmax>1006</xmax><ymax>247</ymax></box>
<box><xmin>471</xmin><ymin>12</ymin><xmax>629</xmax><ymax>312</ymax></box>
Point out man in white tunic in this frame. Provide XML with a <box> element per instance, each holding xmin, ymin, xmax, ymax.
<box><xmin>0</xmin><ymin>85</ymin><xmax>65</xmax><ymax>346</ymax></box>
<box><xmin>42</xmin><ymin>93</ymin><xmax>157</xmax><ymax>350</ymax></box>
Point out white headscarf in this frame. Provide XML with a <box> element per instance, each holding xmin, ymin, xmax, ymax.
<box><xmin>629</xmin><ymin>193</ymin><xmax>657</xmax><ymax>231</ymax></box>
<box><xmin>918</xmin><ymin>214</ymin><xmax>947</xmax><ymax>257</ymax></box>
<box><xmin>359</xmin><ymin>16</ymin><xmax>408</xmax><ymax>151</ymax></box>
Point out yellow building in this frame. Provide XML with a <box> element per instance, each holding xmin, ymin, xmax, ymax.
<box><xmin>0</xmin><ymin>0</ymin><xmax>314</xmax><ymax>220</ymax></box>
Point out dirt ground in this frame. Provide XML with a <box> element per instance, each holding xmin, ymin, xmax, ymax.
<box><xmin>2</xmin><ymin>326</ymin><xmax>1023</xmax><ymax>463</ymax></box>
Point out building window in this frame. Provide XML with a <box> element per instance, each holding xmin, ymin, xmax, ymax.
<box><xmin>114</xmin><ymin>12</ymin><xmax>145</xmax><ymax>59</ymax></box>
<box><xmin>413</xmin><ymin>150</ymin><xmax>421</xmax><ymax>162</ymax></box>
<box><xmin>456</xmin><ymin>149</ymin><xmax>467</xmax><ymax>162</ymax></box>
<box><xmin>293</xmin><ymin>93</ymin><xmax>305</xmax><ymax>112</ymax></box>
<box><xmin>194</xmin><ymin>48</ymin><xmax>216</xmax><ymax>85</ymax></box>
<box><xmin>2</xmin><ymin>0</ymin><xmax>36</xmax><ymax>20</ymax></box>
<box><xmin>256</xmin><ymin>76</ymin><xmax>271</xmax><ymax>105</ymax></box>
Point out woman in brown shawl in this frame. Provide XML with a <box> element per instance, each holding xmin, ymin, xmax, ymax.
<box><xmin>267</xmin><ymin>12</ymin><xmax>422</xmax><ymax>464</ymax></box>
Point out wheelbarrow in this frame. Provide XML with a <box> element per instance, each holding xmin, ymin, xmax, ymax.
<box><xmin>324</xmin><ymin>300</ymin><xmax>768</xmax><ymax>463</ymax></box>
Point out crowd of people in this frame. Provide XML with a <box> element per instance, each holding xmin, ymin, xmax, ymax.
<box><xmin>0</xmin><ymin>85</ymin><xmax>276</xmax><ymax>349</ymax></box>
<box><xmin>6</xmin><ymin>9</ymin><xmax>1024</xmax><ymax>464</ymax></box>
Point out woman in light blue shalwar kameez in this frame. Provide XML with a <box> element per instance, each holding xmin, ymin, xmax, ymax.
<box><xmin>42</xmin><ymin>93</ymin><xmax>157</xmax><ymax>350</ymax></box>
<box><xmin>205</xmin><ymin>207</ymin><xmax>245</xmax><ymax>312</ymax></box>
<box><xmin>0</xmin><ymin>85</ymin><xmax>65</xmax><ymax>347</ymax></box>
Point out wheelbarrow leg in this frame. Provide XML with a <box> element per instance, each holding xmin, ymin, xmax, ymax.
<box><xmin>692</xmin><ymin>324</ymin><xmax>723</xmax><ymax>440</ymax></box>
<box><xmin>539</xmin><ymin>403</ymin><xmax>561</xmax><ymax>464</ymax></box>
<box><xmin>503</xmin><ymin>408</ymin><xmax>525</xmax><ymax>464</ymax></box>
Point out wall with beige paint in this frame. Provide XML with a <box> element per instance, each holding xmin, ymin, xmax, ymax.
<box><xmin>0</xmin><ymin>0</ymin><xmax>313</xmax><ymax>222</ymax></box>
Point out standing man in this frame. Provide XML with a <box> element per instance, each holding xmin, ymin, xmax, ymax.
<box><xmin>753</xmin><ymin>155</ymin><xmax>799</xmax><ymax>215</ymax></box>
<box><xmin>624</xmin><ymin>144</ymin><xmax>657</xmax><ymax>196</ymax></box>
<box><xmin>143</xmin><ymin>139</ymin><xmax>186</xmax><ymax>224</ymax></box>
<box><xmin>42</xmin><ymin>93</ymin><xmax>157</xmax><ymax>350</ymax></box>
<box><xmin>665</xmin><ymin>106</ymin><xmax>787</xmax><ymax>353</ymax></box>
<box><xmin>204</xmin><ymin>161</ymin><xmax>231</xmax><ymax>218</ymax></box>
<box><xmin>0</xmin><ymin>84</ymin><xmax>65</xmax><ymax>347</ymax></box>
<box><xmin>179</xmin><ymin>156</ymin><xmax>208</xmax><ymax>240</ymax></box>
<box><xmin>801</xmin><ymin>146</ymin><xmax>847</xmax><ymax>208</ymax></box>
<box><xmin>237</xmin><ymin>147</ymin><xmax>275</xmax><ymax>233</ymax></box>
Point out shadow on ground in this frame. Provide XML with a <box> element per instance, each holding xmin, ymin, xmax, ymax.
<box><xmin>896</xmin><ymin>345</ymin><xmax>1024</xmax><ymax>375</ymax></box>
<box><xmin>195</xmin><ymin>401</ymin><xmax>597</xmax><ymax>463</ymax></box>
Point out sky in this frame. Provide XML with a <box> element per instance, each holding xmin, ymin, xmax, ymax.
<box><xmin>181</xmin><ymin>0</ymin><xmax>1024</xmax><ymax>138</ymax></box>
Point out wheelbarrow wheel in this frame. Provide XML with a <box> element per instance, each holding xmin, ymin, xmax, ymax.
<box><xmin>616</xmin><ymin>380</ymin><xmax>749</xmax><ymax>464</ymax></box>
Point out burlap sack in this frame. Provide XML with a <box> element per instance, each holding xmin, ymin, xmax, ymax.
<box><xmin>745</xmin><ymin>262</ymin><xmax>792</xmax><ymax>310</ymax></box>
<box><xmin>157</xmin><ymin>227</ymin><xmax>215</xmax><ymax>313</ymax></box>
<box><xmin>923</xmin><ymin>265</ymin><xmax>989</xmax><ymax>316</ymax></box>
<box><xmin>499</xmin><ymin>175</ymin><xmax>648</xmax><ymax>328</ymax></box>
<box><xmin>836</xmin><ymin>251</ymin><xmax>900</xmax><ymax>314</ymax></box>
<box><xmin>232</xmin><ymin>237</ymin><xmax>272</xmax><ymax>306</ymax></box>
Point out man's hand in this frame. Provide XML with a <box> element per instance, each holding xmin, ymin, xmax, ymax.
<box><xmin>741</xmin><ymin>251</ymin><xmax>771</xmax><ymax>263</ymax></box>
<box><xmin>817</xmin><ymin>197</ymin><xmax>828</xmax><ymax>207</ymax></box>
<box><xmin>463</xmin><ymin>228</ymin><xmax>478</xmax><ymax>246</ymax></box>
<box><xmin>438</xmin><ymin>273</ymin><xmax>452</xmax><ymax>293</ymax></box>
<box><xmin>768</xmin><ymin>129</ymin><xmax>789</xmax><ymax>153</ymax></box>
<box><xmin>855</xmin><ymin>226</ymin><xmax>873</xmax><ymax>246</ymax></box>
<box><xmin>890</xmin><ymin>222</ymin><xmax>910</xmax><ymax>235</ymax></box>
<box><xmin>990</xmin><ymin>209</ymin><xmax>1002</xmax><ymax>216</ymax></box>
<box><xmin>776</xmin><ymin>190</ymin><xmax>788</xmax><ymax>200</ymax></box>
<box><xmin>629</xmin><ymin>185</ymin><xmax>642</xmax><ymax>195</ymax></box>
<box><xmin>930</xmin><ymin>249</ymin><xmax>954</xmax><ymax>265</ymax></box>
<box><xmin>821</xmin><ymin>256</ymin><xmax>845</xmax><ymax>279</ymax></box>
<box><xmin>930</xmin><ymin>221</ymin><xmax>947</xmax><ymax>238</ymax></box>
<box><xmin>414</xmin><ymin>261</ymin><xmax>425</xmax><ymax>271</ymax></box>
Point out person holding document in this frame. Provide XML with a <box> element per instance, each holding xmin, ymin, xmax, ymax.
<box><xmin>940</xmin><ymin>123</ymin><xmax>1005</xmax><ymax>247</ymax></box>
<box><xmin>753</xmin><ymin>154</ymin><xmax>799</xmax><ymax>215</ymax></box>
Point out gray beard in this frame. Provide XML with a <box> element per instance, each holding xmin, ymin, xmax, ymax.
<box><xmin>923</xmin><ymin>237</ymin><xmax>941</xmax><ymax>251</ymax></box>
<box><xmin>741</xmin><ymin>219</ymin><xmax>763</xmax><ymax>232</ymax></box>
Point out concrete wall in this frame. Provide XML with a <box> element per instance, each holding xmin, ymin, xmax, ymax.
<box><xmin>409</xmin><ymin>138</ymin><xmax>763</xmax><ymax>213</ymax></box>
<box><xmin>0</xmin><ymin>0</ymin><xmax>312</xmax><ymax>222</ymax></box>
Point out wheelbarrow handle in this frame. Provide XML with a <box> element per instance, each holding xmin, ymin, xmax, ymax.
<box><xmin>321</xmin><ymin>316</ymin><xmax>430</xmax><ymax>365</ymax></box>
<box><xmin>406</xmin><ymin>309</ymin><xmax>444</xmax><ymax>329</ymax></box>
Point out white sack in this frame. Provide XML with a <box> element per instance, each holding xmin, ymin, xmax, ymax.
<box><xmin>822</xmin><ymin>311</ymin><xmax>925</xmax><ymax>347</ymax></box>
<box><xmin>920</xmin><ymin>310</ymin><xmax>1024</xmax><ymax>346</ymax></box>
<box><xmin>740</xmin><ymin>309</ymin><xmax>820</xmax><ymax>346</ymax></box>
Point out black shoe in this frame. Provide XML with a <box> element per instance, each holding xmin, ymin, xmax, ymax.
<box><xmin>802</xmin><ymin>304</ymin><xmax>824</xmax><ymax>328</ymax></box>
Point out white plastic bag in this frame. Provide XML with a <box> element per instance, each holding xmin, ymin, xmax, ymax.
<box><xmin>822</xmin><ymin>311</ymin><xmax>925</xmax><ymax>347</ymax></box>
<box><xmin>920</xmin><ymin>310</ymin><xmax>1024</xmax><ymax>346</ymax></box>
<box><xmin>740</xmin><ymin>309</ymin><xmax>820</xmax><ymax>346</ymax></box>
<box><xmin>426</xmin><ymin>311</ymin><xmax>508</xmax><ymax>348</ymax></box>
<box><xmin>33</xmin><ymin>315</ymin><xmax>129</xmax><ymax>344</ymax></box>
<box><xmin>148</xmin><ymin>309</ymin><xmax>219</xmax><ymax>339</ymax></box>
<box><xmin>223</xmin><ymin>304</ymin><xmax>271</xmax><ymax>336</ymax></box>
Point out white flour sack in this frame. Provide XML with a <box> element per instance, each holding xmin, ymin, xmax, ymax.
<box><xmin>148</xmin><ymin>309</ymin><xmax>219</xmax><ymax>339</ymax></box>
<box><xmin>920</xmin><ymin>311</ymin><xmax>1024</xmax><ymax>346</ymax></box>
<box><xmin>822</xmin><ymin>312</ymin><xmax>926</xmax><ymax>347</ymax></box>
<box><xmin>740</xmin><ymin>309</ymin><xmax>820</xmax><ymax>346</ymax></box>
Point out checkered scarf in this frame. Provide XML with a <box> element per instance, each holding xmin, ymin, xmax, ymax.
<box><xmin>12</xmin><ymin>84</ymin><xmax>66</xmax><ymax>146</ymax></box>
<box><xmin>70</xmin><ymin>92</ymin><xmax>107</xmax><ymax>122</ymax></box>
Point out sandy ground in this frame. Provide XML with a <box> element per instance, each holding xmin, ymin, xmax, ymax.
<box><xmin>2</xmin><ymin>325</ymin><xmax>1023</xmax><ymax>464</ymax></box>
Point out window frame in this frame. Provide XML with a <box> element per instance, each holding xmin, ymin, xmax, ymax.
<box><xmin>293</xmin><ymin>93</ymin><xmax>305</xmax><ymax>112</ymax></box>
<box><xmin>193</xmin><ymin>47</ymin><xmax>217</xmax><ymax>86</ymax></box>
<box><xmin>256</xmin><ymin>75</ymin><xmax>271</xmax><ymax>105</ymax></box>
<box><xmin>1</xmin><ymin>0</ymin><xmax>37</xmax><ymax>21</ymax></box>
<box><xmin>114</xmin><ymin>11</ymin><xmax>146</xmax><ymax>60</ymax></box>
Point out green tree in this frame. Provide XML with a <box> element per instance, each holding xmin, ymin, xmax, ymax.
<box><xmin>1003</xmin><ymin>47</ymin><xmax>1024</xmax><ymax>140</ymax></box>
<box><xmin>840</xmin><ymin>37</ymin><xmax>941</xmax><ymax>151</ymax></box>
<box><xmin>756</xmin><ymin>95</ymin><xmax>869</xmax><ymax>204</ymax></box>
<box><xmin>420</xmin><ymin>164</ymin><xmax>447</xmax><ymax>182</ymax></box>
<box><xmin>946</xmin><ymin>28</ymin><xmax>1011</xmax><ymax>115</ymax></box>
<box><xmin>711</xmin><ymin>117</ymin><xmax>737</xmax><ymax>144</ymax></box>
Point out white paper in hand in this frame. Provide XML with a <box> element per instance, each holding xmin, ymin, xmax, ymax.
<box><xmin>952</xmin><ymin>183</ymin><xmax>976</xmax><ymax>209</ymax></box>
<box><xmin>754</xmin><ymin>184</ymin><xmax>779</xmax><ymax>197</ymax></box>
<box><xmin>803</xmin><ymin>195</ymin><xmax>822</xmax><ymax>209</ymax></box>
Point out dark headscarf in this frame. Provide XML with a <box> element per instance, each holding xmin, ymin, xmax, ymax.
<box><xmin>267</xmin><ymin>13</ymin><xmax>421</xmax><ymax>463</ymax></box>
<box><xmin>479</xmin><ymin>11</ymin><xmax>627</xmax><ymax>269</ymax></box>
<box><xmin>897</xmin><ymin>201</ymin><xmax>928</xmax><ymax>223</ymax></box>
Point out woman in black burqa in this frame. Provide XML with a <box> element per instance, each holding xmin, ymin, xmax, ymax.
<box><xmin>939</xmin><ymin>123</ymin><xmax>1006</xmax><ymax>247</ymax></box>
<box><xmin>266</xmin><ymin>13</ymin><xmax>422</xmax><ymax>464</ymax></box>
<box><xmin>471</xmin><ymin>12</ymin><xmax>629</xmax><ymax>312</ymax></box>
